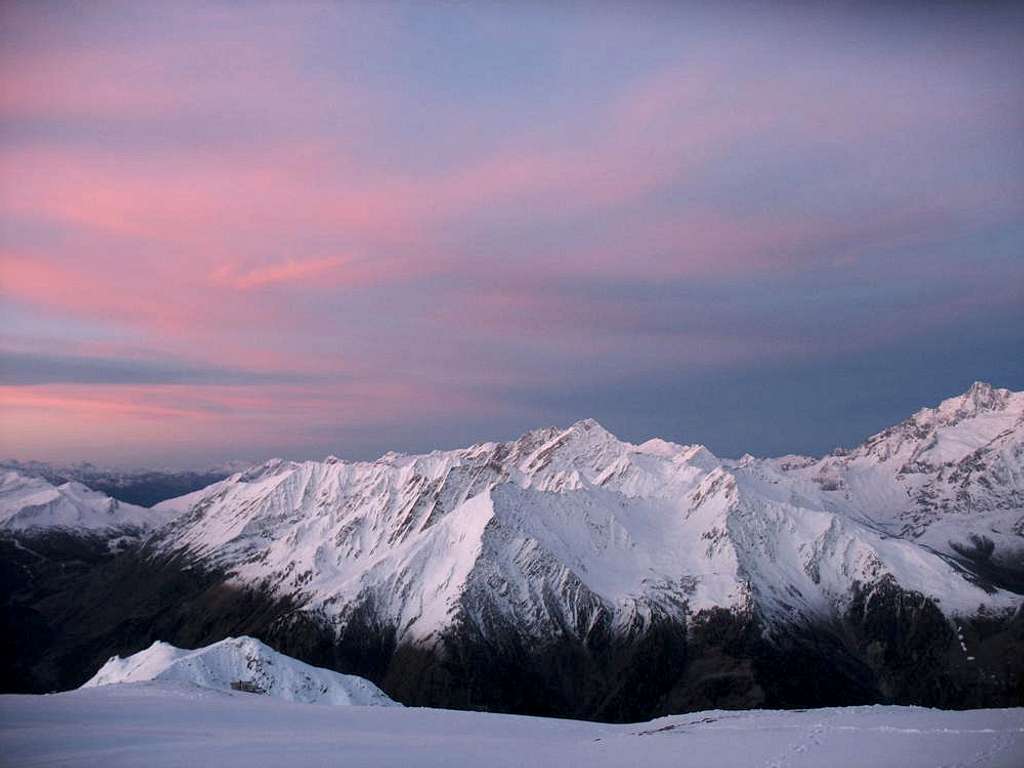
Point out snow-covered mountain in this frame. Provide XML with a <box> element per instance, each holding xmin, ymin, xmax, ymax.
<box><xmin>150</xmin><ymin>384</ymin><xmax>1022</xmax><ymax>647</ymax></box>
<box><xmin>0</xmin><ymin>468</ymin><xmax>172</xmax><ymax>535</ymax></box>
<box><xmin>763</xmin><ymin>381</ymin><xmax>1024</xmax><ymax>567</ymax></box>
<box><xmin>0</xmin><ymin>459</ymin><xmax>250</xmax><ymax>507</ymax></box>
<box><xmin>6</xmin><ymin>383</ymin><xmax>1023</xmax><ymax>718</ymax></box>
<box><xmin>83</xmin><ymin>636</ymin><xmax>397</xmax><ymax>707</ymax></box>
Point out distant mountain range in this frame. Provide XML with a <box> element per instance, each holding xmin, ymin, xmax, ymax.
<box><xmin>0</xmin><ymin>470</ymin><xmax>166</xmax><ymax>536</ymax></box>
<box><xmin>2</xmin><ymin>382</ymin><xmax>1022</xmax><ymax>720</ymax></box>
<box><xmin>0</xmin><ymin>460</ymin><xmax>250</xmax><ymax>507</ymax></box>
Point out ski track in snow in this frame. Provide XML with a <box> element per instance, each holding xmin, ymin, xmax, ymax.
<box><xmin>761</xmin><ymin>708</ymin><xmax>839</xmax><ymax>768</ymax></box>
<box><xmin>944</xmin><ymin>724</ymin><xmax>1024</xmax><ymax>768</ymax></box>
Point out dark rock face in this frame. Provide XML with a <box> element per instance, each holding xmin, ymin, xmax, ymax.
<box><xmin>376</xmin><ymin>609</ymin><xmax>692</xmax><ymax>721</ymax></box>
<box><xmin>846</xmin><ymin>578</ymin><xmax>957</xmax><ymax>702</ymax></box>
<box><xmin>844</xmin><ymin>578</ymin><xmax>1024</xmax><ymax>708</ymax></box>
<box><xmin>949</xmin><ymin>535</ymin><xmax>1024</xmax><ymax>595</ymax></box>
<box><xmin>3</xmin><ymin>536</ymin><xmax>1021</xmax><ymax>720</ymax></box>
<box><xmin>0</xmin><ymin>536</ymin><xmax>298</xmax><ymax>693</ymax></box>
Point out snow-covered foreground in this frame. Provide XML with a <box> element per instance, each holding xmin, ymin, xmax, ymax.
<box><xmin>1</xmin><ymin>683</ymin><xmax>1021</xmax><ymax>768</ymax></box>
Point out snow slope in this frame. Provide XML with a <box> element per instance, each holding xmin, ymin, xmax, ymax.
<box><xmin>2</xmin><ymin>683</ymin><xmax>1021</xmax><ymax>768</ymax></box>
<box><xmin>83</xmin><ymin>636</ymin><xmax>397</xmax><ymax>707</ymax></box>
<box><xmin>0</xmin><ymin>468</ymin><xmax>170</xmax><ymax>534</ymax></box>
<box><xmin>149</xmin><ymin>384</ymin><xmax>1024</xmax><ymax>649</ymax></box>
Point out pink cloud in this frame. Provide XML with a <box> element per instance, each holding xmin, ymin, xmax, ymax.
<box><xmin>0</xmin><ymin>375</ymin><xmax>501</xmax><ymax>465</ymax></box>
<box><xmin>0</xmin><ymin>48</ymin><xmax>185</xmax><ymax>121</ymax></box>
<box><xmin>211</xmin><ymin>256</ymin><xmax>355</xmax><ymax>291</ymax></box>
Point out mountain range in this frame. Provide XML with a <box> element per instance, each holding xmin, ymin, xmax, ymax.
<box><xmin>2</xmin><ymin>382</ymin><xmax>1022</xmax><ymax>720</ymax></box>
<box><xmin>0</xmin><ymin>460</ymin><xmax>249</xmax><ymax>508</ymax></box>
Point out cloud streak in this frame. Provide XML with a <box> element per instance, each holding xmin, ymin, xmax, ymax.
<box><xmin>0</xmin><ymin>351</ymin><xmax>316</xmax><ymax>387</ymax></box>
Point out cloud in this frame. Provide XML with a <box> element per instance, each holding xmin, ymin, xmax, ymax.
<box><xmin>0</xmin><ymin>351</ymin><xmax>312</xmax><ymax>386</ymax></box>
<box><xmin>210</xmin><ymin>256</ymin><xmax>348</xmax><ymax>290</ymax></box>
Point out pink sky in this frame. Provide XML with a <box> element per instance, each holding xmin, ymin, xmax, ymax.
<box><xmin>2</xmin><ymin>2</ymin><xmax>1022</xmax><ymax>466</ymax></box>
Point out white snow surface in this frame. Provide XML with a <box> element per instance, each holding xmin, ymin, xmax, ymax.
<box><xmin>82</xmin><ymin>636</ymin><xmax>396</xmax><ymax>707</ymax></box>
<box><xmin>2</xmin><ymin>683</ymin><xmax>1022</xmax><ymax>768</ymax></box>
<box><xmin>0</xmin><ymin>469</ymin><xmax>170</xmax><ymax>534</ymax></box>
<box><xmin>144</xmin><ymin>384</ymin><xmax>1024</xmax><ymax>645</ymax></box>
<box><xmin>151</xmin><ymin>479</ymin><xmax>231</xmax><ymax>516</ymax></box>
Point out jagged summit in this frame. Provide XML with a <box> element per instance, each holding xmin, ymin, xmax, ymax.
<box><xmin>906</xmin><ymin>380</ymin><xmax>1018</xmax><ymax>430</ymax></box>
<box><xmin>763</xmin><ymin>382</ymin><xmax>1024</xmax><ymax>552</ymax></box>
<box><xmin>566</xmin><ymin>416</ymin><xmax>613</xmax><ymax>435</ymax></box>
<box><xmin>962</xmin><ymin>380</ymin><xmax>1012</xmax><ymax>408</ymax></box>
<box><xmin>235</xmin><ymin>457</ymin><xmax>298</xmax><ymax>482</ymax></box>
<box><xmin>806</xmin><ymin>382</ymin><xmax>1022</xmax><ymax>479</ymax></box>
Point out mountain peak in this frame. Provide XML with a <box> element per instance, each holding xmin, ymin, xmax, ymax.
<box><xmin>560</xmin><ymin>418</ymin><xmax>619</xmax><ymax>444</ymax></box>
<box><xmin>237</xmin><ymin>458</ymin><xmax>297</xmax><ymax>483</ymax></box>
<box><xmin>568</xmin><ymin>417</ymin><xmax>609</xmax><ymax>432</ymax></box>
<box><xmin>967</xmin><ymin>380</ymin><xmax>994</xmax><ymax>395</ymax></box>
<box><xmin>928</xmin><ymin>380</ymin><xmax>1018</xmax><ymax>425</ymax></box>
<box><xmin>82</xmin><ymin>636</ymin><xmax>399</xmax><ymax>707</ymax></box>
<box><xmin>959</xmin><ymin>380</ymin><xmax>1011</xmax><ymax>411</ymax></box>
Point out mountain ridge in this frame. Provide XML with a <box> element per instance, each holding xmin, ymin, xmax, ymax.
<box><xmin>0</xmin><ymin>470</ymin><xmax>169</xmax><ymax>535</ymax></box>
<box><xmin>149</xmin><ymin>383</ymin><xmax>1023</xmax><ymax>638</ymax></box>
<box><xmin>0</xmin><ymin>460</ymin><xmax>250</xmax><ymax>508</ymax></box>
<box><xmin>3</xmin><ymin>381</ymin><xmax>1022</xmax><ymax>719</ymax></box>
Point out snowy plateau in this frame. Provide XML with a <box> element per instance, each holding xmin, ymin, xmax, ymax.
<box><xmin>0</xmin><ymin>683</ymin><xmax>1021</xmax><ymax>768</ymax></box>
<box><xmin>2</xmin><ymin>382</ymin><xmax>1024</xmax><ymax>758</ymax></box>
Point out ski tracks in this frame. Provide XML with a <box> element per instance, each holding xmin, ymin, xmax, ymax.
<box><xmin>939</xmin><ymin>724</ymin><xmax>1024</xmax><ymax>768</ymax></box>
<box><xmin>762</xmin><ymin>709</ymin><xmax>839</xmax><ymax>768</ymax></box>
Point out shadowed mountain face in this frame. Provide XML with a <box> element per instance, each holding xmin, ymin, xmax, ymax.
<box><xmin>3</xmin><ymin>384</ymin><xmax>1023</xmax><ymax>720</ymax></box>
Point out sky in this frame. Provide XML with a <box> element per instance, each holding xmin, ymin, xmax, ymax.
<box><xmin>1</xmin><ymin>1</ymin><xmax>1023</xmax><ymax>468</ymax></box>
